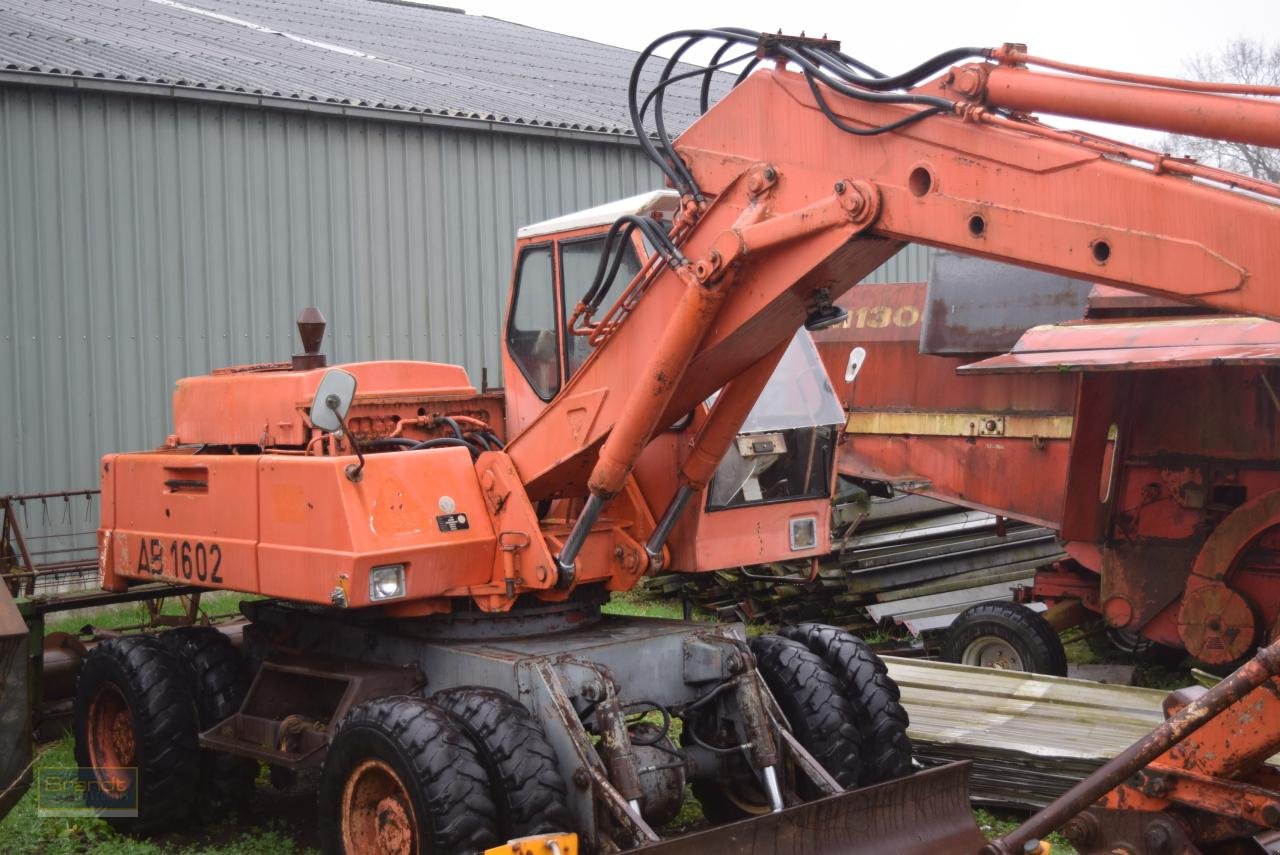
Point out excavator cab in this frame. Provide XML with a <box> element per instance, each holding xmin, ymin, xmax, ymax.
<box><xmin>501</xmin><ymin>190</ymin><xmax>841</xmax><ymax>576</ymax></box>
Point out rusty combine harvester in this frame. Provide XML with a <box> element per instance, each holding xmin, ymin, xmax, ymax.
<box><xmin>4</xmin><ymin>23</ymin><xmax>1280</xmax><ymax>855</ymax></box>
<box><xmin>818</xmin><ymin>254</ymin><xmax>1280</xmax><ymax>670</ymax></box>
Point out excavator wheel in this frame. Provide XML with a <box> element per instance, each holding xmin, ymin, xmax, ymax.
<box><xmin>780</xmin><ymin>623</ymin><xmax>913</xmax><ymax>784</ymax></box>
<box><xmin>943</xmin><ymin>600</ymin><xmax>1068</xmax><ymax>676</ymax></box>
<box><xmin>749</xmin><ymin>634</ymin><xmax>863</xmax><ymax>791</ymax></box>
<box><xmin>160</xmin><ymin>626</ymin><xmax>256</xmax><ymax>817</ymax></box>
<box><xmin>73</xmin><ymin>634</ymin><xmax>200</xmax><ymax>832</ymax></box>
<box><xmin>317</xmin><ymin>695</ymin><xmax>500</xmax><ymax>855</ymax></box>
<box><xmin>432</xmin><ymin>686</ymin><xmax>573</xmax><ymax>840</ymax></box>
<box><xmin>690</xmin><ymin>635</ymin><xmax>862</xmax><ymax>823</ymax></box>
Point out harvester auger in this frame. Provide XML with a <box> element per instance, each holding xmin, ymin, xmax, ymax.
<box><xmin>54</xmin><ymin>22</ymin><xmax>1280</xmax><ymax>855</ymax></box>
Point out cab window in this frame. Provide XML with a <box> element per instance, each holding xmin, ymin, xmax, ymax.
<box><xmin>506</xmin><ymin>245</ymin><xmax>560</xmax><ymax>400</ymax></box>
<box><xmin>560</xmin><ymin>236</ymin><xmax>642</xmax><ymax>377</ymax></box>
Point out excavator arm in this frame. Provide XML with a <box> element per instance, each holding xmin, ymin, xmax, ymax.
<box><xmin>505</xmin><ymin>30</ymin><xmax>1280</xmax><ymax>581</ymax></box>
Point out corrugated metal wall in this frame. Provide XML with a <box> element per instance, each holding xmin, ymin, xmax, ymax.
<box><xmin>0</xmin><ymin>83</ymin><xmax>933</xmax><ymax>494</ymax></box>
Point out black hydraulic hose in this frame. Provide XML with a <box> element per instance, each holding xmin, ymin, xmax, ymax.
<box><xmin>803</xmin><ymin>72</ymin><xmax>949</xmax><ymax>135</ymax></box>
<box><xmin>438</xmin><ymin>416</ymin><xmax>463</xmax><ymax>440</ymax></box>
<box><xmin>580</xmin><ymin>215</ymin><xmax>684</xmax><ymax>315</ymax></box>
<box><xmin>630</xmin><ymin>27</ymin><xmax>983</xmax><ymax>199</ymax></box>
<box><xmin>482</xmin><ymin>431</ymin><xmax>504</xmax><ymax>450</ymax></box>
<box><xmin>629</xmin><ymin>28</ymin><xmax>759</xmax><ymax>193</ymax></box>
<box><xmin>818</xmin><ymin>47</ymin><xmax>886</xmax><ymax>80</ymax></box>
<box><xmin>364</xmin><ymin>437</ymin><xmax>418</xmax><ymax>449</ymax></box>
<box><xmin>409</xmin><ymin>437</ymin><xmax>482</xmax><ymax>458</ymax></box>
<box><xmin>834</xmin><ymin>45</ymin><xmax>989</xmax><ymax>91</ymax></box>
<box><xmin>633</xmin><ymin>46</ymin><xmax>756</xmax><ymax>120</ymax></box>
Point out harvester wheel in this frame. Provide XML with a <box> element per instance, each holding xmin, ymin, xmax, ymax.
<box><xmin>161</xmin><ymin>626</ymin><xmax>256</xmax><ymax>815</ymax></box>
<box><xmin>318</xmin><ymin>695</ymin><xmax>499</xmax><ymax>855</ymax></box>
<box><xmin>780</xmin><ymin>623</ymin><xmax>913</xmax><ymax>784</ymax></box>
<box><xmin>432</xmin><ymin>686</ymin><xmax>572</xmax><ymax>839</ymax></box>
<box><xmin>1084</xmin><ymin>622</ymin><xmax>1184</xmax><ymax>665</ymax></box>
<box><xmin>73</xmin><ymin>635</ymin><xmax>200</xmax><ymax>831</ymax></box>
<box><xmin>749</xmin><ymin>634</ymin><xmax>862</xmax><ymax>791</ymax></box>
<box><xmin>943</xmin><ymin>600</ymin><xmax>1068</xmax><ymax>676</ymax></box>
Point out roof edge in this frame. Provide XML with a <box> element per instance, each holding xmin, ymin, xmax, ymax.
<box><xmin>0</xmin><ymin>70</ymin><xmax>648</xmax><ymax>146</ymax></box>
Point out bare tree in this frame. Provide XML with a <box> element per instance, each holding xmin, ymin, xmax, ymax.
<box><xmin>1160</xmin><ymin>38</ymin><xmax>1280</xmax><ymax>183</ymax></box>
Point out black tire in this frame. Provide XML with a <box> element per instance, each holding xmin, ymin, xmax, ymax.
<box><xmin>318</xmin><ymin>696</ymin><xmax>499</xmax><ymax>855</ymax></box>
<box><xmin>1083</xmin><ymin>622</ymin><xmax>1185</xmax><ymax>666</ymax></box>
<box><xmin>749</xmin><ymin>634</ymin><xmax>862</xmax><ymax>792</ymax></box>
<box><xmin>780</xmin><ymin>623</ymin><xmax>912</xmax><ymax>784</ymax></box>
<box><xmin>942</xmin><ymin>601</ymin><xmax>1068</xmax><ymax>676</ymax></box>
<box><xmin>160</xmin><ymin>626</ymin><xmax>256</xmax><ymax>815</ymax></box>
<box><xmin>432</xmin><ymin>686</ymin><xmax>572</xmax><ymax>839</ymax></box>
<box><xmin>73</xmin><ymin>635</ymin><xmax>200</xmax><ymax>832</ymax></box>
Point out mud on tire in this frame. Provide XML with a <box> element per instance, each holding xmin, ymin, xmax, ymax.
<box><xmin>318</xmin><ymin>695</ymin><xmax>499</xmax><ymax>855</ymax></box>
<box><xmin>161</xmin><ymin>626</ymin><xmax>256</xmax><ymax>815</ymax></box>
<box><xmin>433</xmin><ymin>686</ymin><xmax>572</xmax><ymax>840</ymax></box>
<box><xmin>749</xmin><ymin>634</ymin><xmax>862</xmax><ymax>792</ymax></box>
<box><xmin>73</xmin><ymin>635</ymin><xmax>200</xmax><ymax>832</ymax></box>
<box><xmin>781</xmin><ymin>623</ymin><xmax>912</xmax><ymax>784</ymax></box>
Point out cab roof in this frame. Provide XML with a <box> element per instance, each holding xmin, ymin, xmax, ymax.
<box><xmin>517</xmin><ymin>190</ymin><xmax>680</xmax><ymax>239</ymax></box>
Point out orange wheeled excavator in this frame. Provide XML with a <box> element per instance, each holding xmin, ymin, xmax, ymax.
<box><xmin>69</xmin><ymin>24</ymin><xmax>1280</xmax><ymax>855</ymax></box>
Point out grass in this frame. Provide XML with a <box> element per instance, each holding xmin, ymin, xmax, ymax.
<box><xmin>601</xmin><ymin>587</ymin><xmax>689</xmax><ymax>620</ymax></box>
<box><xmin>0</xmin><ymin>736</ymin><xmax>317</xmax><ymax>855</ymax></box>
<box><xmin>974</xmin><ymin>807</ymin><xmax>1077</xmax><ymax>854</ymax></box>
<box><xmin>42</xmin><ymin>592</ymin><xmax>257</xmax><ymax>639</ymax></box>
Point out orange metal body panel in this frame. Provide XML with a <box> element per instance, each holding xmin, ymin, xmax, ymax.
<box><xmin>103</xmin><ymin>446</ymin><xmax>499</xmax><ymax>610</ymax></box>
<box><xmin>173</xmin><ymin>360</ymin><xmax>477</xmax><ymax>446</ymax></box>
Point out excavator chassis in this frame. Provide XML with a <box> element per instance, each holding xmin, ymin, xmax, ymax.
<box><xmin>201</xmin><ymin>598</ymin><xmax>983</xmax><ymax>853</ymax></box>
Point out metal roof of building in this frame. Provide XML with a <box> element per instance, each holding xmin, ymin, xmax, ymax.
<box><xmin>0</xmin><ymin>0</ymin><xmax>718</xmax><ymax>136</ymax></box>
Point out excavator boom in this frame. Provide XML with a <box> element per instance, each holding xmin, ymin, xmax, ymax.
<box><xmin>506</xmin><ymin>37</ymin><xmax>1280</xmax><ymax>520</ymax></box>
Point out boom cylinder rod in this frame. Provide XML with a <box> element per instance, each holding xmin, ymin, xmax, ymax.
<box><xmin>977</xmin><ymin>65</ymin><xmax>1280</xmax><ymax>149</ymax></box>
<box><xmin>560</xmin><ymin>266</ymin><xmax>732</xmax><ymax>584</ymax></box>
<box><xmin>984</xmin><ymin>638</ymin><xmax>1280</xmax><ymax>855</ymax></box>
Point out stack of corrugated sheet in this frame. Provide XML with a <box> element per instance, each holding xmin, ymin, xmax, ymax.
<box><xmin>885</xmin><ymin>657</ymin><xmax>1167</xmax><ymax>808</ymax></box>
<box><xmin>647</xmin><ymin>510</ymin><xmax>1063</xmax><ymax>631</ymax></box>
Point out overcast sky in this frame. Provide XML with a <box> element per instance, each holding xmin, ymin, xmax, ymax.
<box><xmin>457</xmin><ymin>0</ymin><xmax>1276</xmax><ymax>79</ymax></box>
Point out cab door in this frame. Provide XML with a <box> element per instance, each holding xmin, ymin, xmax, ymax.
<box><xmin>502</xmin><ymin>230</ymin><xmax>642</xmax><ymax>439</ymax></box>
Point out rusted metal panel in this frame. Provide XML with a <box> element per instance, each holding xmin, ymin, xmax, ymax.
<box><xmin>961</xmin><ymin>315</ymin><xmax>1280</xmax><ymax>374</ymax></box>
<box><xmin>632</xmin><ymin>762</ymin><xmax>986</xmax><ymax>855</ymax></box>
<box><xmin>0</xmin><ymin>582</ymin><xmax>31</xmax><ymax>822</ymax></box>
<box><xmin>846</xmin><ymin>410</ymin><xmax>1073</xmax><ymax>439</ymax></box>
<box><xmin>921</xmin><ymin>252</ymin><xmax>1093</xmax><ymax>355</ymax></box>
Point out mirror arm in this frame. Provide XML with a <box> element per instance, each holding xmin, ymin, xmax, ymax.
<box><xmin>326</xmin><ymin>394</ymin><xmax>366</xmax><ymax>482</ymax></box>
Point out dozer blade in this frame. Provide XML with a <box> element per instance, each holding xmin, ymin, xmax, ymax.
<box><xmin>634</xmin><ymin>761</ymin><xmax>985</xmax><ymax>855</ymax></box>
<box><xmin>0</xmin><ymin>582</ymin><xmax>31</xmax><ymax>822</ymax></box>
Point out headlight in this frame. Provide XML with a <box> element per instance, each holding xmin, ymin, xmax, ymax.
<box><xmin>369</xmin><ymin>564</ymin><xmax>406</xmax><ymax>601</ymax></box>
<box><xmin>789</xmin><ymin>517</ymin><xmax>817</xmax><ymax>551</ymax></box>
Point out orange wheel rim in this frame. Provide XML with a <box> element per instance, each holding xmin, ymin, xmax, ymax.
<box><xmin>85</xmin><ymin>683</ymin><xmax>136</xmax><ymax>796</ymax></box>
<box><xmin>342</xmin><ymin>758</ymin><xmax>418</xmax><ymax>855</ymax></box>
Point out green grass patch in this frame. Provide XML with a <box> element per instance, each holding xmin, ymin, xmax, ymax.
<box><xmin>42</xmin><ymin>592</ymin><xmax>258</xmax><ymax>638</ymax></box>
<box><xmin>0</xmin><ymin>735</ymin><xmax>316</xmax><ymax>855</ymax></box>
<box><xmin>602</xmin><ymin>588</ymin><xmax>688</xmax><ymax>621</ymax></box>
<box><xmin>973</xmin><ymin>807</ymin><xmax>1076</xmax><ymax>854</ymax></box>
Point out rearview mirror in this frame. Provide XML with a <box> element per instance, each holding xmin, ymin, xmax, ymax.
<box><xmin>310</xmin><ymin>369</ymin><xmax>357</xmax><ymax>433</ymax></box>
